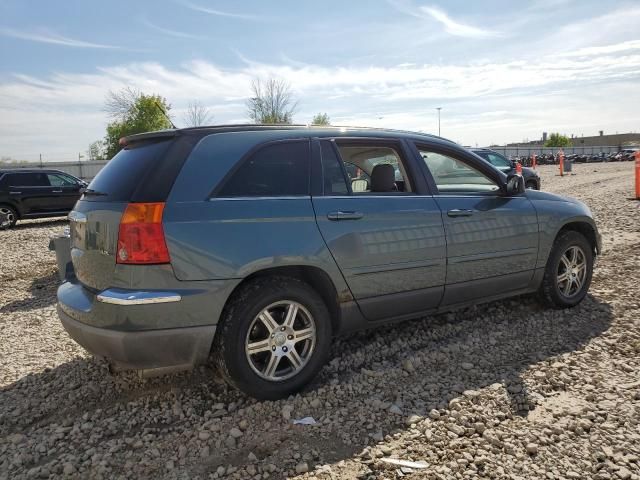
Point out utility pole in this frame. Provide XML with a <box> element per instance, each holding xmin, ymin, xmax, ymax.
<box><xmin>436</xmin><ymin>107</ymin><xmax>442</xmax><ymax>136</ymax></box>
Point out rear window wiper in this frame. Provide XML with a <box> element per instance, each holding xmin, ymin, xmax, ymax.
<box><xmin>82</xmin><ymin>188</ymin><xmax>107</xmax><ymax>196</ymax></box>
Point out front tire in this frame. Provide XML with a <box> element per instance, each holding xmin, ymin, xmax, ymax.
<box><xmin>540</xmin><ymin>231</ymin><xmax>593</xmax><ymax>309</ymax></box>
<box><xmin>213</xmin><ymin>276</ymin><xmax>332</xmax><ymax>400</ymax></box>
<box><xmin>0</xmin><ymin>205</ymin><xmax>17</xmax><ymax>229</ymax></box>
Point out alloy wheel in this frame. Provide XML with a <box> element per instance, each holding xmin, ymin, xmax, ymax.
<box><xmin>557</xmin><ymin>245</ymin><xmax>587</xmax><ymax>298</ymax></box>
<box><xmin>0</xmin><ymin>207</ymin><xmax>15</xmax><ymax>229</ymax></box>
<box><xmin>245</xmin><ymin>300</ymin><xmax>316</xmax><ymax>381</ymax></box>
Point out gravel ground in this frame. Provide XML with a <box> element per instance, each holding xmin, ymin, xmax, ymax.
<box><xmin>1</xmin><ymin>162</ymin><xmax>639</xmax><ymax>480</ymax></box>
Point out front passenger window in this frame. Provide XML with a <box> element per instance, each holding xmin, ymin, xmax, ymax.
<box><xmin>419</xmin><ymin>149</ymin><xmax>499</xmax><ymax>194</ymax></box>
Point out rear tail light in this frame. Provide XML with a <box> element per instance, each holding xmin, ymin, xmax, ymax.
<box><xmin>117</xmin><ymin>203</ymin><xmax>170</xmax><ymax>264</ymax></box>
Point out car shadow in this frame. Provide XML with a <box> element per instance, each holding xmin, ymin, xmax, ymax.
<box><xmin>0</xmin><ymin>271</ymin><xmax>59</xmax><ymax>314</ymax></box>
<box><xmin>0</xmin><ymin>293</ymin><xmax>613</xmax><ymax>478</ymax></box>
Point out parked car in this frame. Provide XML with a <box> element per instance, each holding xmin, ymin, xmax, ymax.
<box><xmin>0</xmin><ymin>169</ymin><xmax>87</xmax><ymax>229</ymax></box>
<box><xmin>56</xmin><ymin>125</ymin><xmax>601</xmax><ymax>400</ymax></box>
<box><xmin>470</xmin><ymin>148</ymin><xmax>541</xmax><ymax>189</ymax></box>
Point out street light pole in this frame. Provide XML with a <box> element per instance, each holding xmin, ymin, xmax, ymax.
<box><xmin>436</xmin><ymin>107</ymin><xmax>442</xmax><ymax>136</ymax></box>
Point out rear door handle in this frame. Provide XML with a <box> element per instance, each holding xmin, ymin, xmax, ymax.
<box><xmin>9</xmin><ymin>191</ymin><xmax>21</xmax><ymax>195</ymax></box>
<box><xmin>327</xmin><ymin>211</ymin><xmax>364</xmax><ymax>221</ymax></box>
<box><xmin>52</xmin><ymin>189</ymin><xmax>62</xmax><ymax>193</ymax></box>
<box><xmin>447</xmin><ymin>209</ymin><xmax>474</xmax><ymax>217</ymax></box>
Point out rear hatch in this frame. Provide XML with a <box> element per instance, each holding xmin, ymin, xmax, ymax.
<box><xmin>69</xmin><ymin>136</ymin><xmax>183</xmax><ymax>291</ymax></box>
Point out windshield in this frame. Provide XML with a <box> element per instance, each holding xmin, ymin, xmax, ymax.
<box><xmin>475</xmin><ymin>151</ymin><xmax>512</xmax><ymax>171</ymax></box>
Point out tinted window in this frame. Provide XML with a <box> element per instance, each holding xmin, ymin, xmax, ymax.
<box><xmin>320</xmin><ymin>141</ymin><xmax>348</xmax><ymax>195</ymax></box>
<box><xmin>86</xmin><ymin>140</ymin><xmax>171</xmax><ymax>202</ymax></box>
<box><xmin>7</xmin><ymin>172</ymin><xmax>49</xmax><ymax>186</ymax></box>
<box><xmin>217</xmin><ymin>141</ymin><xmax>310</xmax><ymax>197</ymax></box>
<box><xmin>419</xmin><ymin>149</ymin><xmax>499</xmax><ymax>193</ymax></box>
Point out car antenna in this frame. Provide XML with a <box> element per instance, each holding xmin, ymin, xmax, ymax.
<box><xmin>154</xmin><ymin>101</ymin><xmax>177</xmax><ymax>129</ymax></box>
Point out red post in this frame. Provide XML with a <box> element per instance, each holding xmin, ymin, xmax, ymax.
<box><xmin>516</xmin><ymin>161</ymin><xmax>523</xmax><ymax>175</ymax></box>
<box><xmin>559</xmin><ymin>150</ymin><xmax>564</xmax><ymax>177</ymax></box>
<box><xmin>635</xmin><ymin>150</ymin><xmax>640</xmax><ymax>200</ymax></box>
<box><xmin>532</xmin><ymin>154</ymin><xmax>537</xmax><ymax>169</ymax></box>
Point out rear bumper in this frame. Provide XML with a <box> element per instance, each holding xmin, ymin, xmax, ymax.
<box><xmin>58</xmin><ymin>305</ymin><xmax>215</xmax><ymax>371</ymax></box>
<box><xmin>56</xmin><ymin>279</ymin><xmax>234</xmax><ymax>371</ymax></box>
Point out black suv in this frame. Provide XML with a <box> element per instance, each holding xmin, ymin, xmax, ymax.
<box><xmin>0</xmin><ymin>169</ymin><xmax>86</xmax><ymax>229</ymax></box>
<box><xmin>470</xmin><ymin>148</ymin><xmax>541</xmax><ymax>190</ymax></box>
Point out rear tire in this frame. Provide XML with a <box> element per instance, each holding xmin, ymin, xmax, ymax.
<box><xmin>0</xmin><ymin>205</ymin><xmax>17</xmax><ymax>229</ymax></box>
<box><xmin>213</xmin><ymin>276</ymin><xmax>332</xmax><ymax>400</ymax></box>
<box><xmin>525</xmin><ymin>180</ymin><xmax>538</xmax><ymax>190</ymax></box>
<box><xmin>540</xmin><ymin>231</ymin><xmax>593</xmax><ymax>309</ymax></box>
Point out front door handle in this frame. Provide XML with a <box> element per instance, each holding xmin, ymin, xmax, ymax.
<box><xmin>9</xmin><ymin>191</ymin><xmax>22</xmax><ymax>195</ymax></box>
<box><xmin>52</xmin><ymin>189</ymin><xmax>63</xmax><ymax>193</ymax></box>
<box><xmin>447</xmin><ymin>209</ymin><xmax>474</xmax><ymax>217</ymax></box>
<box><xmin>327</xmin><ymin>211</ymin><xmax>364</xmax><ymax>221</ymax></box>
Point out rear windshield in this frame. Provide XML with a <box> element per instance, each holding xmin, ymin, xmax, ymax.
<box><xmin>85</xmin><ymin>140</ymin><xmax>171</xmax><ymax>202</ymax></box>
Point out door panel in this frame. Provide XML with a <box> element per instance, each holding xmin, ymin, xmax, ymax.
<box><xmin>435</xmin><ymin>195</ymin><xmax>539</xmax><ymax>304</ymax></box>
<box><xmin>46</xmin><ymin>173</ymin><xmax>82</xmax><ymax>211</ymax></box>
<box><xmin>312</xmin><ymin>196</ymin><xmax>446</xmax><ymax>320</ymax></box>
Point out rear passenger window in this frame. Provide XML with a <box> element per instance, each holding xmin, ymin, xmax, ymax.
<box><xmin>320</xmin><ymin>141</ymin><xmax>349</xmax><ymax>195</ymax></box>
<box><xmin>217</xmin><ymin>141</ymin><xmax>310</xmax><ymax>197</ymax></box>
<box><xmin>7</xmin><ymin>172</ymin><xmax>49</xmax><ymax>186</ymax></box>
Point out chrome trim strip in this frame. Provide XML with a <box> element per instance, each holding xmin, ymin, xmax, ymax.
<box><xmin>96</xmin><ymin>289</ymin><xmax>182</xmax><ymax>305</ymax></box>
<box><xmin>448</xmin><ymin>247</ymin><xmax>537</xmax><ymax>264</ymax></box>
<box><xmin>209</xmin><ymin>196</ymin><xmax>310</xmax><ymax>201</ymax></box>
<box><xmin>349</xmin><ymin>259</ymin><xmax>445</xmax><ymax>276</ymax></box>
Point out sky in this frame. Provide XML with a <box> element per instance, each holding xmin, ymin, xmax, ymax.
<box><xmin>1</xmin><ymin>0</ymin><xmax>639</xmax><ymax>161</ymax></box>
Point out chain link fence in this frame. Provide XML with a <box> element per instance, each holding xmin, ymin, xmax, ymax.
<box><xmin>0</xmin><ymin>160</ymin><xmax>108</xmax><ymax>180</ymax></box>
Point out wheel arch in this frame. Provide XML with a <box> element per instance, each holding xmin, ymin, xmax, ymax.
<box><xmin>0</xmin><ymin>202</ymin><xmax>21</xmax><ymax>218</ymax></box>
<box><xmin>556</xmin><ymin>220</ymin><xmax>599</xmax><ymax>256</ymax></box>
<box><xmin>219</xmin><ymin>265</ymin><xmax>343</xmax><ymax>334</ymax></box>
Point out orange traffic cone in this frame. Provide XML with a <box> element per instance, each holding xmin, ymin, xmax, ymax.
<box><xmin>635</xmin><ymin>150</ymin><xmax>640</xmax><ymax>200</ymax></box>
<box><xmin>516</xmin><ymin>162</ymin><xmax>523</xmax><ymax>175</ymax></box>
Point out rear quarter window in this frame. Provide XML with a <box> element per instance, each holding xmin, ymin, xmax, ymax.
<box><xmin>216</xmin><ymin>140</ymin><xmax>310</xmax><ymax>197</ymax></box>
<box><xmin>85</xmin><ymin>140</ymin><xmax>172</xmax><ymax>202</ymax></box>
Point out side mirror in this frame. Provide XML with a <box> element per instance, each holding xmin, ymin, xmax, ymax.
<box><xmin>505</xmin><ymin>173</ymin><xmax>525</xmax><ymax>195</ymax></box>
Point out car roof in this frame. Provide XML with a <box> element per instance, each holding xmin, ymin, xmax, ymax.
<box><xmin>0</xmin><ymin>169</ymin><xmax>68</xmax><ymax>174</ymax></box>
<box><xmin>469</xmin><ymin>148</ymin><xmax>495</xmax><ymax>152</ymax></box>
<box><xmin>123</xmin><ymin>124</ymin><xmax>459</xmax><ymax>148</ymax></box>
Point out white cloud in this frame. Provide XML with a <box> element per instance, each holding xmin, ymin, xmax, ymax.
<box><xmin>419</xmin><ymin>6</ymin><xmax>501</xmax><ymax>38</ymax></box>
<box><xmin>386</xmin><ymin>1</ymin><xmax>500</xmax><ymax>38</ymax></box>
<box><xmin>561</xmin><ymin>39</ymin><xmax>640</xmax><ymax>57</ymax></box>
<box><xmin>0</xmin><ymin>27</ymin><xmax>121</xmax><ymax>49</ymax></box>
<box><xmin>1</xmin><ymin>38</ymin><xmax>640</xmax><ymax>157</ymax></box>
<box><xmin>141</xmin><ymin>19</ymin><xmax>206</xmax><ymax>40</ymax></box>
<box><xmin>180</xmin><ymin>0</ymin><xmax>261</xmax><ymax>21</ymax></box>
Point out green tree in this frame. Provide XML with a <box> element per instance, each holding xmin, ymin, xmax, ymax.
<box><xmin>544</xmin><ymin>133</ymin><xmax>571</xmax><ymax>148</ymax></box>
<box><xmin>246</xmin><ymin>78</ymin><xmax>297</xmax><ymax>124</ymax></box>
<box><xmin>311</xmin><ymin>113</ymin><xmax>330</xmax><ymax>125</ymax></box>
<box><xmin>103</xmin><ymin>88</ymin><xmax>173</xmax><ymax>159</ymax></box>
